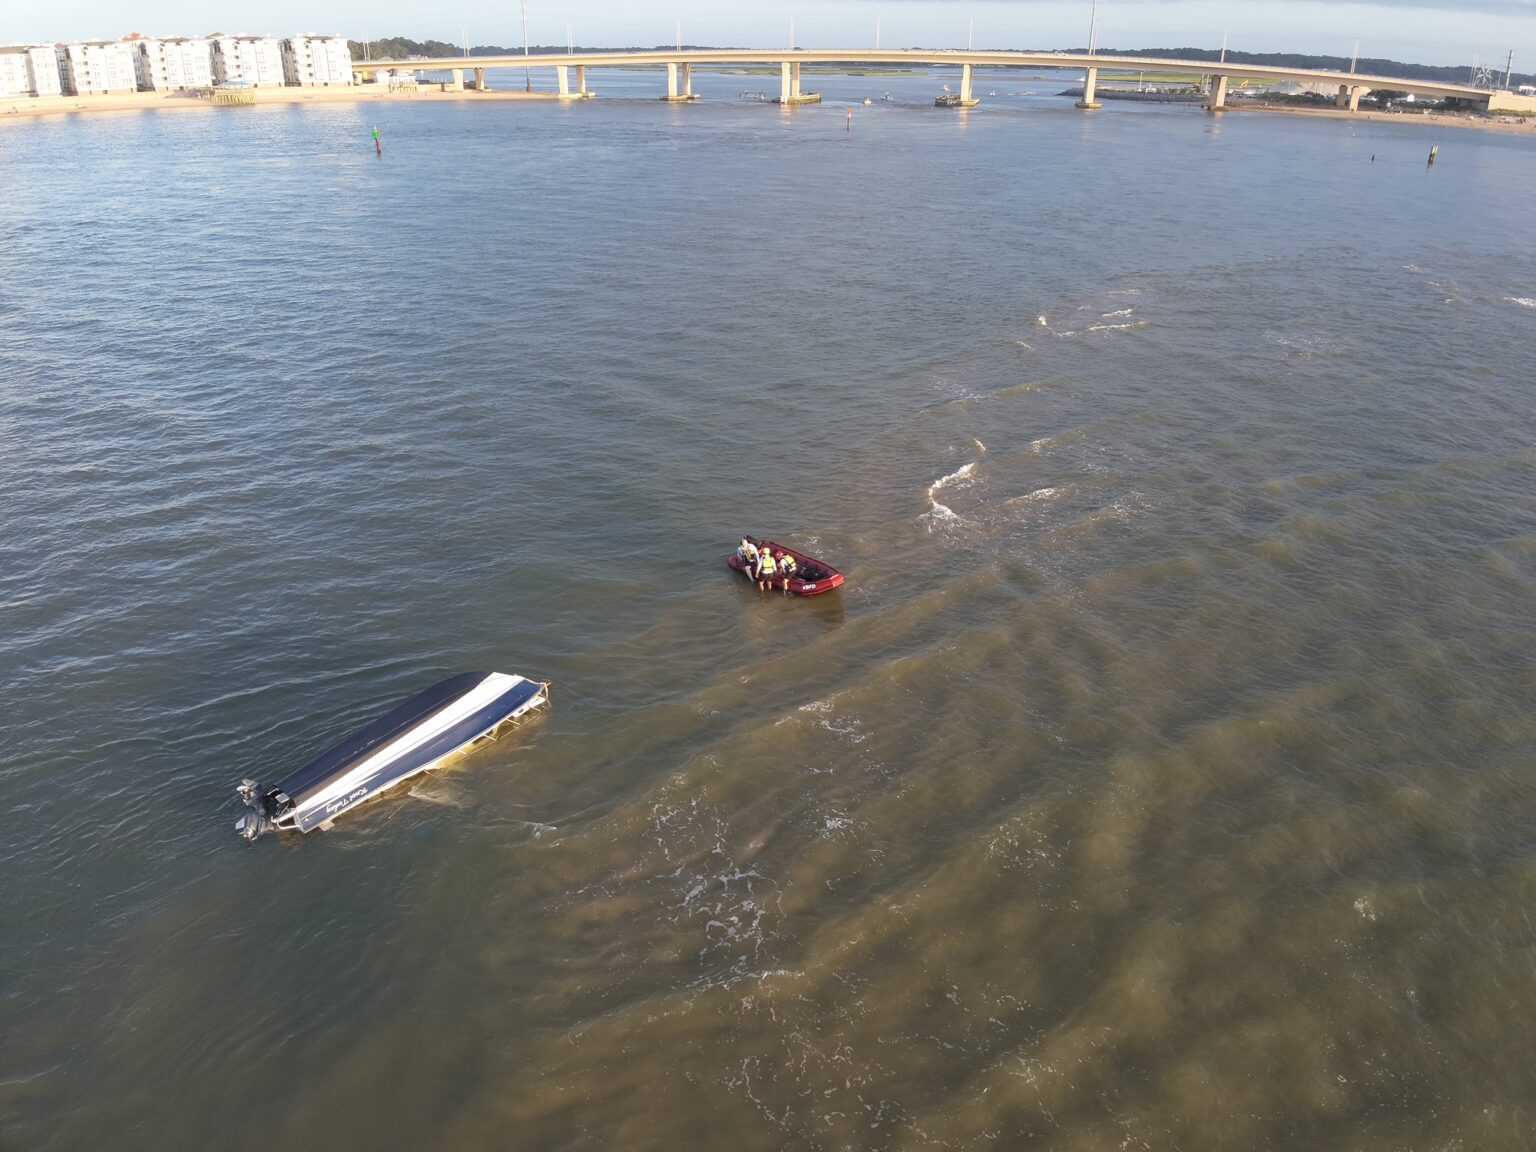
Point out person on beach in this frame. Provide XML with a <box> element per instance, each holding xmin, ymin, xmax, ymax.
<box><xmin>756</xmin><ymin>547</ymin><xmax>777</xmax><ymax>591</ymax></box>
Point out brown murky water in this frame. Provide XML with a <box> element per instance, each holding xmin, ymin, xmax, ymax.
<box><xmin>3</xmin><ymin>71</ymin><xmax>1534</xmax><ymax>1150</ymax></box>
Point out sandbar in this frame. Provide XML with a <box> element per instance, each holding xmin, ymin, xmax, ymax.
<box><xmin>0</xmin><ymin>84</ymin><xmax>556</xmax><ymax>124</ymax></box>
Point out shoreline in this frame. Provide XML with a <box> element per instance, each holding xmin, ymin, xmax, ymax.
<box><xmin>1222</xmin><ymin>101</ymin><xmax>1536</xmax><ymax>135</ymax></box>
<box><xmin>0</xmin><ymin>85</ymin><xmax>557</xmax><ymax>122</ymax></box>
<box><xmin>4</xmin><ymin>82</ymin><xmax>1535</xmax><ymax>136</ymax></box>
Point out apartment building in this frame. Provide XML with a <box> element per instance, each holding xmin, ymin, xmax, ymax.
<box><xmin>132</xmin><ymin>37</ymin><xmax>214</xmax><ymax>90</ymax></box>
<box><xmin>280</xmin><ymin>36</ymin><xmax>354</xmax><ymax>86</ymax></box>
<box><xmin>209</xmin><ymin>35</ymin><xmax>285</xmax><ymax>87</ymax></box>
<box><xmin>57</xmin><ymin>41</ymin><xmax>138</xmax><ymax>95</ymax></box>
<box><xmin>0</xmin><ymin>47</ymin><xmax>32</xmax><ymax>97</ymax></box>
<box><xmin>27</xmin><ymin>44</ymin><xmax>62</xmax><ymax>95</ymax></box>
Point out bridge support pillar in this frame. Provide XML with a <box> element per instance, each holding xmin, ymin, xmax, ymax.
<box><xmin>1336</xmin><ymin>84</ymin><xmax>1363</xmax><ymax>112</ymax></box>
<box><xmin>474</xmin><ymin>67</ymin><xmax>486</xmax><ymax>91</ymax></box>
<box><xmin>663</xmin><ymin>61</ymin><xmax>698</xmax><ymax>101</ymax></box>
<box><xmin>450</xmin><ymin>68</ymin><xmax>464</xmax><ymax>92</ymax></box>
<box><xmin>960</xmin><ymin>63</ymin><xmax>977</xmax><ymax>105</ymax></box>
<box><xmin>775</xmin><ymin>60</ymin><xmax>820</xmax><ymax>105</ymax></box>
<box><xmin>1206</xmin><ymin>73</ymin><xmax>1229</xmax><ymax>112</ymax></box>
<box><xmin>1076</xmin><ymin>66</ymin><xmax>1102</xmax><ymax>109</ymax></box>
<box><xmin>576</xmin><ymin>65</ymin><xmax>588</xmax><ymax>96</ymax></box>
<box><xmin>557</xmin><ymin>64</ymin><xmax>569</xmax><ymax>96</ymax></box>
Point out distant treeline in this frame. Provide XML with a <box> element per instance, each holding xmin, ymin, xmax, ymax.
<box><xmin>347</xmin><ymin>37</ymin><xmax>731</xmax><ymax>60</ymax></box>
<box><xmin>347</xmin><ymin>37</ymin><xmax>1533</xmax><ymax>87</ymax></box>
<box><xmin>1081</xmin><ymin>46</ymin><xmax>1531</xmax><ymax>89</ymax></box>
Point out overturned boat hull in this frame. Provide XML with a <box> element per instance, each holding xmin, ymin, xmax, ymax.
<box><xmin>236</xmin><ymin>671</ymin><xmax>548</xmax><ymax>841</ymax></box>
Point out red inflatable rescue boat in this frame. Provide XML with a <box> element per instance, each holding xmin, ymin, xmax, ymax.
<box><xmin>727</xmin><ymin>538</ymin><xmax>845</xmax><ymax>596</ymax></box>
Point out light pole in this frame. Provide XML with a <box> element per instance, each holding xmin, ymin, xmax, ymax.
<box><xmin>521</xmin><ymin>0</ymin><xmax>531</xmax><ymax>92</ymax></box>
<box><xmin>1088</xmin><ymin>0</ymin><xmax>1099</xmax><ymax>57</ymax></box>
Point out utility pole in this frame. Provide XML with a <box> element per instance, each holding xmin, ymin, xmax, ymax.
<box><xmin>1506</xmin><ymin>50</ymin><xmax>1515</xmax><ymax>90</ymax></box>
<box><xmin>521</xmin><ymin>0</ymin><xmax>531</xmax><ymax>92</ymax></box>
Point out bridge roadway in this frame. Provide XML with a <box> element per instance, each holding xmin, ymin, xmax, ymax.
<box><xmin>352</xmin><ymin>48</ymin><xmax>1495</xmax><ymax>111</ymax></box>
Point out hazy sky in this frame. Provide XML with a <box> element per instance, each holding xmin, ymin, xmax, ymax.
<box><xmin>3</xmin><ymin>0</ymin><xmax>1532</xmax><ymax>68</ymax></box>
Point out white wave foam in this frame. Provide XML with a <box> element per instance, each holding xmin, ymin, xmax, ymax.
<box><xmin>1013</xmin><ymin>340</ymin><xmax>1033</xmax><ymax>351</ymax></box>
<box><xmin>1047</xmin><ymin>320</ymin><xmax>1147</xmax><ymax>338</ymax></box>
<box><xmin>1503</xmin><ymin>296</ymin><xmax>1536</xmax><ymax>308</ymax></box>
<box><xmin>1101</xmin><ymin>308</ymin><xmax>1135</xmax><ymax>318</ymax></box>
<box><xmin>921</xmin><ymin>502</ymin><xmax>959</xmax><ymax>531</ymax></box>
<box><xmin>1009</xmin><ymin>486</ymin><xmax>1060</xmax><ymax>504</ymax></box>
<box><xmin>924</xmin><ymin>456</ymin><xmax>983</xmax><ymax>530</ymax></box>
<box><xmin>972</xmin><ymin>438</ymin><xmax>987</xmax><ymax>453</ymax></box>
<box><xmin>929</xmin><ymin>461</ymin><xmax>975</xmax><ymax>494</ymax></box>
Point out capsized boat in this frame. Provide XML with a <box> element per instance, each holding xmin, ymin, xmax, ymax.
<box><xmin>235</xmin><ymin>671</ymin><xmax>548</xmax><ymax>841</ymax></box>
<box><xmin>727</xmin><ymin>537</ymin><xmax>845</xmax><ymax>596</ymax></box>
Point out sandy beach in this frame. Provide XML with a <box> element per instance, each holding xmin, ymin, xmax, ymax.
<box><xmin>0</xmin><ymin>84</ymin><xmax>558</xmax><ymax>123</ymax></box>
<box><xmin>1225</xmin><ymin>100</ymin><xmax>1536</xmax><ymax>135</ymax></box>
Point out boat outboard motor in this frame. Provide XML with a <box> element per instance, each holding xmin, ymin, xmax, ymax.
<box><xmin>236</xmin><ymin>779</ymin><xmax>276</xmax><ymax>842</ymax></box>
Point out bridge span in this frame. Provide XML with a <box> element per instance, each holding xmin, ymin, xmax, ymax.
<box><xmin>352</xmin><ymin>48</ymin><xmax>1497</xmax><ymax>112</ymax></box>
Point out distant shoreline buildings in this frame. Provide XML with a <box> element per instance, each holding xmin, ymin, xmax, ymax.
<box><xmin>0</xmin><ymin>33</ymin><xmax>354</xmax><ymax>97</ymax></box>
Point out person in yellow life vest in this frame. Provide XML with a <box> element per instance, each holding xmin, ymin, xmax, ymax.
<box><xmin>756</xmin><ymin>547</ymin><xmax>777</xmax><ymax>591</ymax></box>
<box><xmin>775</xmin><ymin>550</ymin><xmax>797</xmax><ymax>593</ymax></box>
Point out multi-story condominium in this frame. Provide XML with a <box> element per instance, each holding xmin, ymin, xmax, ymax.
<box><xmin>0</xmin><ymin>47</ymin><xmax>32</xmax><ymax>97</ymax></box>
<box><xmin>132</xmin><ymin>37</ymin><xmax>214</xmax><ymax>90</ymax></box>
<box><xmin>57</xmin><ymin>41</ymin><xmax>138</xmax><ymax>95</ymax></box>
<box><xmin>280</xmin><ymin>36</ymin><xmax>354</xmax><ymax>86</ymax></box>
<box><xmin>209</xmin><ymin>35</ymin><xmax>285</xmax><ymax>87</ymax></box>
<box><xmin>27</xmin><ymin>44</ymin><xmax>63</xmax><ymax>95</ymax></box>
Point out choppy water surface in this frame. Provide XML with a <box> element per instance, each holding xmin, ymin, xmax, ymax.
<box><xmin>3</xmin><ymin>72</ymin><xmax>1535</xmax><ymax>1150</ymax></box>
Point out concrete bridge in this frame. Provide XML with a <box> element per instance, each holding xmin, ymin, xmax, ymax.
<box><xmin>352</xmin><ymin>48</ymin><xmax>1500</xmax><ymax>111</ymax></box>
